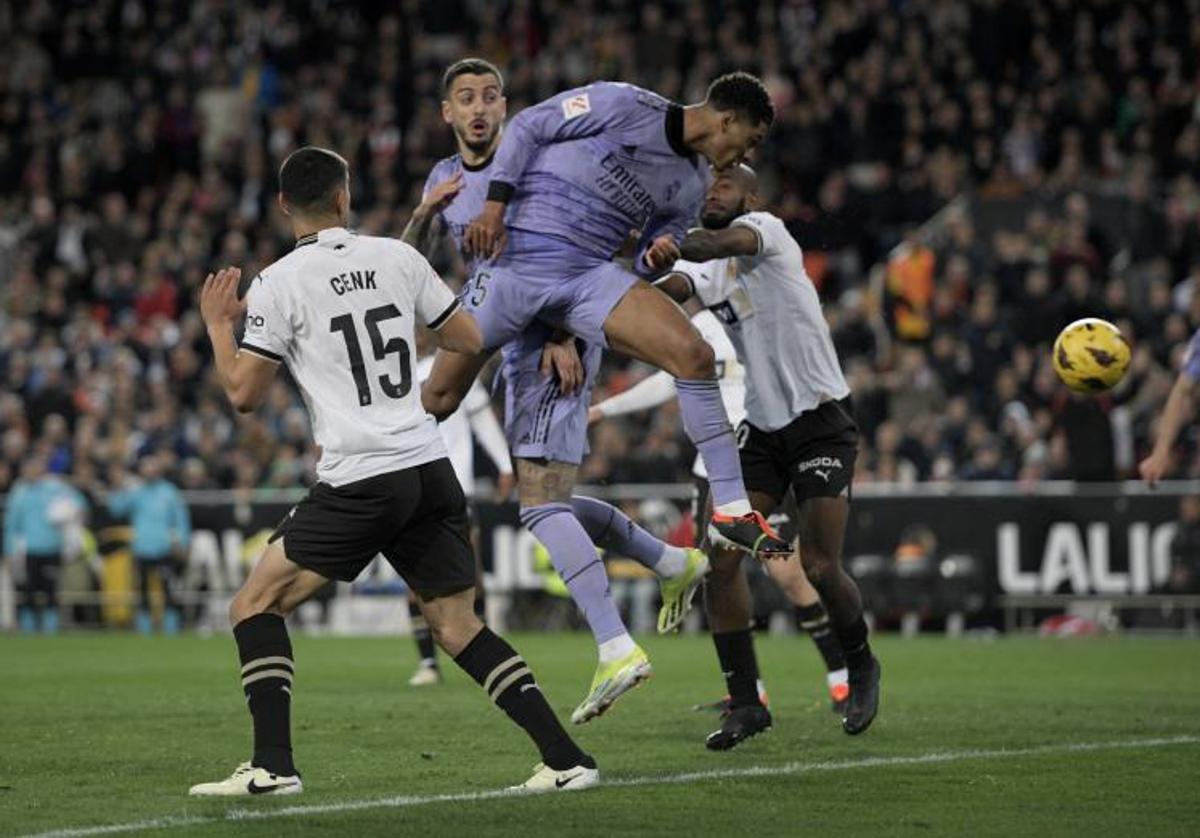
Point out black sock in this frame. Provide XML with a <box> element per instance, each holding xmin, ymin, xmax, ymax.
<box><xmin>408</xmin><ymin>599</ymin><xmax>438</xmax><ymax>667</ymax></box>
<box><xmin>713</xmin><ymin>629</ymin><xmax>762</xmax><ymax>709</ymax></box>
<box><xmin>454</xmin><ymin>627</ymin><xmax>591</xmax><ymax>771</ymax></box>
<box><xmin>834</xmin><ymin>615</ymin><xmax>872</xmax><ymax>671</ymax></box>
<box><xmin>795</xmin><ymin>602</ymin><xmax>846</xmax><ymax>673</ymax></box>
<box><xmin>233</xmin><ymin>613</ymin><xmax>297</xmax><ymax>776</ymax></box>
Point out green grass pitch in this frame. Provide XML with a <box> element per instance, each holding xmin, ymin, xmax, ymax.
<box><xmin>3</xmin><ymin>631</ymin><xmax>1198</xmax><ymax>837</ymax></box>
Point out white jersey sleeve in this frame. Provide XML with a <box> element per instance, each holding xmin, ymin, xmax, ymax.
<box><xmin>241</xmin><ymin>272</ymin><xmax>291</xmax><ymax>362</ymax></box>
<box><xmin>404</xmin><ymin>243</ymin><xmax>461</xmax><ymax>329</ymax></box>
<box><xmin>730</xmin><ymin>211</ymin><xmax>789</xmax><ymax>259</ymax></box>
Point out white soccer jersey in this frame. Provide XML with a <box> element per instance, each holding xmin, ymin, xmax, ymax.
<box><xmin>416</xmin><ymin>355</ymin><xmax>513</xmax><ymax>496</ymax></box>
<box><xmin>673</xmin><ymin>212</ymin><xmax>849</xmax><ymax>432</ymax></box>
<box><xmin>241</xmin><ymin>227</ymin><xmax>461</xmax><ymax>486</ymax></box>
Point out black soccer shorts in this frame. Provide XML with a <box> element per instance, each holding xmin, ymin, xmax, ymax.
<box><xmin>270</xmin><ymin>458</ymin><xmax>475</xmax><ymax>597</ymax></box>
<box><xmin>737</xmin><ymin>397</ymin><xmax>859</xmax><ymax>505</ymax></box>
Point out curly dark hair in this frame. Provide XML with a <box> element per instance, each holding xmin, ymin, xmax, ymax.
<box><xmin>706</xmin><ymin>71</ymin><xmax>775</xmax><ymax>127</ymax></box>
<box><xmin>443</xmin><ymin>58</ymin><xmax>505</xmax><ymax>94</ymax></box>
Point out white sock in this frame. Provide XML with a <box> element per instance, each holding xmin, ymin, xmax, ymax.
<box><xmin>827</xmin><ymin>667</ymin><xmax>849</xmax><ymax>688</ymax></box>
<box><xmin>714</xmin><ymin>499</ymin><xmax>752</xmax><ymax>517</ymax></box>
<box><xmin>598</xmin><ymin>633</ymin><xmax>637</xmax><ymax>663</ymax></box>
<box><xmin>655</xmin><ymin>545</ymin><xmax>689</xmax><ymax>578</ymax></box>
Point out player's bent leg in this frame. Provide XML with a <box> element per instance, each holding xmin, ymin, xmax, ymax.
<box><xmin>797</xmin><ymin>496</ymin><xmax>880</xmax><ymax>735</ymax></box>
<box><xmin>422</xmin><ymin>585</ymin><xmax>598</xmax><ymax>792</ymax></box>
<box><xmin>191</xmin><ymin>540</ymin><xmax>322</xmax><ymax>797</ymax></box>
<box><xmin>421</xmin><ymin>348</ymin><xmax>494</xmax><ymax>421</ymax></box>
<box><xmin>515</xmin><ymin>459</ymin><xmax>650</xmax><ymax>724</ymax></box>
<box><xmin>569</xmin><ymin>495</ymin><xmax>708</xmax><ymax>633</ymax></box>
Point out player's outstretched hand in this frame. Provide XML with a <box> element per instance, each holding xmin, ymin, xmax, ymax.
<box><xmin>423</xmin><ymin>172</ymin><xmax>465</xmax><ymax>213</ymax></box>
<box><xmin>465</xmin><ymin>200</ymin><xmax>508</xmax><ymax>259</ymax></box>
<box><xmin>1138</xmin><ymin>450</ymin><xmax>1169</xmax><ymax>488</ymax></box>
<box><xmin>200</xmin><ymin>267</ymin><xmax>246</xmax><ymax>327</ymax></box>
<box><xmin>540</xmin><ymin>334</ymin><xmax>584</xmax><ymax>395</ymax></box>
<box><xmin>644</xmin><ymin>234</ymin><xmax>681</xmax><ymax>272</ymax></box>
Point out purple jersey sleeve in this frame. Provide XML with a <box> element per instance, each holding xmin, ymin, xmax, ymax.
<box><xmin>1183</xmin><ymin>329</ymin><xmax>1200</xmax><ymax>382</ymax></box>
<box><xmin>488</xmin><ymin>82</ymin><xmax>646</xmax><ymax>200</ymax></box>
<box><xmin>632</xmin><ymin>177</ymin><xmax>710</xmax><ymax>277</ymax></box>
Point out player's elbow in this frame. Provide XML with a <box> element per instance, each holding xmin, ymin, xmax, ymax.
<box><xmin>229</xmin><ymin>387</ymin><xmax>262</xmax><ymax>414</ymax></box>
<box><xmin>422</xmin><ymin>380</ymin><xmax>462</xmax><ymax>422</ymax></box>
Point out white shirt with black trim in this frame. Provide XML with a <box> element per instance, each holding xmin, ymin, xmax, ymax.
<box><xmin>671</xmin><ymin>211</ymin><xmax>850</xmax><ymax>432</ymax></box>
<box><xmin>242</xmin><ymin>227</ymin><xmax>461</xmax><ymax>486</ymax></box>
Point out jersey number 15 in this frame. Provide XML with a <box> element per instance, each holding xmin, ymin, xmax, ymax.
<box><xmin>329</xmin><ymin>305</ymin><xmax>412</xmax><ymax>406</ymax></box>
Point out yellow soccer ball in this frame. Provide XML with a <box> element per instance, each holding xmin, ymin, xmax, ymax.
<box><xmin>1051</xmin><ymin>317</ymin><xmax>1131</xmax><ymax>393</ymax></box>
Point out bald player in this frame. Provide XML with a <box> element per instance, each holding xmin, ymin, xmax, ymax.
<box><xmin>656</xmin><ymin>164</ymin><xmax>881</xmax><ymax>750</ymax></box>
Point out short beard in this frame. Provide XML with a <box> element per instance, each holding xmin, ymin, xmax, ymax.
<box><xmin>457</xmin><ymin>126</ymin><xmax>498</xmax><ymax>156</ymax></box>
<box><xmin>700</xmin><ymin>201</ymin><xmax>744</xmax><ymax>230</ymax></box>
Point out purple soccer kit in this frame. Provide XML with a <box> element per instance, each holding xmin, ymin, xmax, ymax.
<box><xmin>424</xmin><ymin>149</ymin><xmax>677</xmax><ymax>613</ymax></box>
<box><xmin>424</xmin><ymin>153</ymin><xmax>602</xmax><ymax>465</ymax></box>
<box><xmin>472</xmin><ymin>81</ymin><xmax>748</xmax><ymax>513</ymax></box>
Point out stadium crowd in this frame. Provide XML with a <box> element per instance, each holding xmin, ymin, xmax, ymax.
<box><xmin>2</xmin><ymin>0</ymin><xmax>1200</xmax><ymax>499</ymax></box>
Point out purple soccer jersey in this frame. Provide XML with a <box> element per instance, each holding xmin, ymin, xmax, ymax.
<box><xmin>463</xmin><ymin>82</ymin><xmax>710</xmax><ymax>353</ymax></box>
<box><xmin>423</xmin><ymin>150</ymin><xmax>603</xmax><ymax>464</ymax></box>
<box><xmin>423</xmin><ymin>154</ymin><xmax>493</xmax><ymax>276</ymax></box>
<box><xmin>489</xmin><ymin>81</ymin><xmax>710</xmax><ymax>276</ymax></box>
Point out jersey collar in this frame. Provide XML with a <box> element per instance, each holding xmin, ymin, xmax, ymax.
<box><xmin>461</xmin><ymin>151</ymin><xmax>495</xmax><ymax>172</ymax></box>
<box><xmin>294</xmin><ymin>227</ymin><xmax>353</xmax><ymax>249</ymax></box>
<box><xmin>665</xmin><ymin>104</ymin><xmax>692</xmax><ymax>159</ymax></box>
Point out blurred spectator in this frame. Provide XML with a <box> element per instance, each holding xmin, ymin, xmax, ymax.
<box><xmin>3</xmin><ymin>454</ymin><xmax>86</xmax><ymax>633</ymax></box>
<box><xmin>1</xmin><ymin>0</ymin><xmax>1199</xmax><ymax>492</ymax></box>
<box><xmin>105</xmin><ymin>452</ymin><xmax>191</xmax><ymax>634</ymax></box>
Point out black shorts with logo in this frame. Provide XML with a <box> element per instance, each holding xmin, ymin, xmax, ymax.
<box><xmin>737</xmin><ymin>397</ymin><xmax>859</xmax><ymax>505</ymax></box>
<box><xmin>270</xmin><ymin>458</ymin><xmax>475</xmax><ymax>597</ymax></box>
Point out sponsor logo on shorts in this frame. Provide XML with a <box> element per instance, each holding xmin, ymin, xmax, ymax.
<box><xmin>797</xmin><ymin>456</ymin><xmax>843</xmax><ymax>482</ymax></box>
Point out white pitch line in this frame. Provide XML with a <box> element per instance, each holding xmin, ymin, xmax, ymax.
<box><xmin>21</xmin><ymin>734</ymin><xmax>1200</xmax><ymax>838</ymax></box>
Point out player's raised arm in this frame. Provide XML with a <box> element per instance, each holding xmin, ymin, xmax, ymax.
<box><xmin>200</xmin><ymin>267</ymin><xmax>280</xmax><ymax>413</ymax></box>
<box><xmin>1140</xmin><ymin>366</ymin><xmax>1198</xmax><ymax>486</ymax></box>
<box><xmin>401</xmin><ymin>171</ymin><xmax>464</xmax><ymax>253</ymax></box>
<box><xmin>677</xmin><ymin>225</ymin><xmax>760</xmax><ymax>263</ymax></box>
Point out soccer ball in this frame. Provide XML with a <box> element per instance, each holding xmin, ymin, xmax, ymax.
<box><xmin>1051</xmin><ymin>317</ymin><xmax>1131</xmax><ymax>394</ymax></box>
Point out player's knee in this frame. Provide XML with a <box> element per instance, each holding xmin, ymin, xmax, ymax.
<box><xmin>676</xmin><ymin>335</ymin><xmax>716</xmax><ymax>379</ymax></box>
<box><xmin>800</xmin><ymin>550</ymin><xmax>838</xmax><ymax>590</ymax></box>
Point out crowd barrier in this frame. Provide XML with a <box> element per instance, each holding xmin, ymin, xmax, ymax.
<box><xmin>2</xmin><ymin>481</ymin><xmax>1197</xmax><ymax>633</ymax></box>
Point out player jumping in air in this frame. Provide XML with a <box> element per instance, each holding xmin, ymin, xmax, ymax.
<box><xmin>406</xmin><ymin>59</ymin><xmax>710</xmax><ymax>722</ymax></box>
<box><xmin>191</xmin><ymin>146</ymin><xmax>597</xmax><ymax>796</ymax></box>
<box><xmin>656</xmin><ymin>164</ymin><xmax>882</xmax><ymax>748</ymax></box>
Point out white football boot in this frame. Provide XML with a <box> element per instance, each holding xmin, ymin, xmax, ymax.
<box><xmin>188</xmin><ymin>761</ymin><xmax>303</xmax><ymax>797</ymax></box>
<box><xmin>508</xmin><ymin>761</ymin><xmax>599</xmax><ymax>793</ymax></box>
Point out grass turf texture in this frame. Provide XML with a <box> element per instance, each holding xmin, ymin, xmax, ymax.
<box><xmin>2</xmin><ymin>632</ymin><xmax>1198</xmax><ymax>837</ymax></box>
